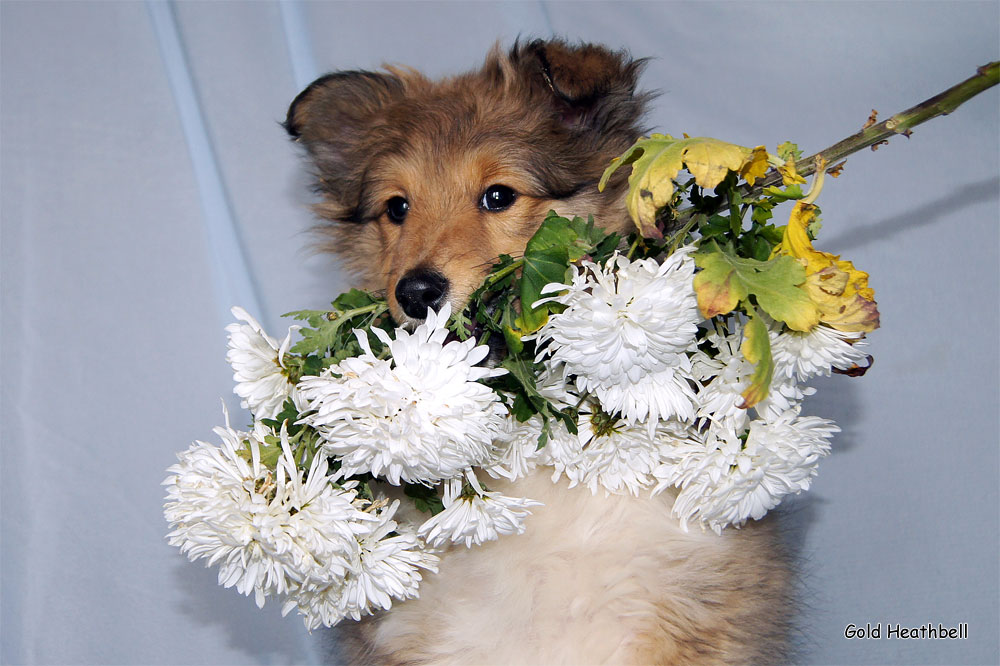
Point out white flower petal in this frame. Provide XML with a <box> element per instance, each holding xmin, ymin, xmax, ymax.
<box><xmin>771</xmin><ymin>324</ymin><xmax>870</xmax><ymax>382</ymax></box>
<box><xmin>163</xmin><ymin>422</ymin><xmax>373</xmax><ymax>612</ymax></box>
<box><xmin>299</xmin><ymin>308</ymin><xmax>506</xmax><ymax>485</ymax></box>
<box><xmin>226</xmin><ymin>307</ymin><xmax>299</xmax><ymax>419</ymax></box>
<box><xmin>659</xmin><ymin>412</ymin><xmax>839</xmax><ymax>533</ymax></box>
<box><xmin>281</xmin><ymin>499</ymin><xmax>438</xmax><ymax>631</ymax></box>
<box><xmin>532</xmin><ymin>250</ymin><xmax>701</xmax><ymax>423</ymax></box>
<box><xmin>418</xmin><ymin>476</ymin><xmax>541</xmax><ymax>548</ymax></box>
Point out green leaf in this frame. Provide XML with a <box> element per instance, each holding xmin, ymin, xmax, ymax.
<box><xmin>282</xmin><ymin>309</ymin><xmax>327</xmax><ymax>328</ymax></box>
<box><xmin>261</xmin><ymin>445</ymin><xmax>283</xmax><ymax>469</ymax></box>
<box><xmin>333</xmin><ymin>289</ymin><xmax>378</xmax><ymax>311</ymax></box>
<box><xmin>806</xmin><ymin>209</ymin><xmax>823</xmax><ymax>240</ymax></box>
<box><xmin>516</xmin><ymin>213</ymin><xmax>613</xmax><ymax>334</ymax></box>
<box><xmin>700</xmin><ymin>214</ymin><xmax>731</xmax><ymax>240</ymax></box>
<box><xmin>447</xmin><ymin>307</ymin><xmax>475</xmax><ymax>341</ymax></box>
<box><xmin>750</xmin><ymin>235</ymin><xmax>772</xmax><ymax>262</ymax></box>
<box><xmin>590</xmin><ymin>228</ymin><xmax>622</xmax><ymax>265</ymax></box>
<box><xmin>776</xmin><ymin>141</ymin><xmax>803</xmax><ymax>163</ymax></box>
<box><xmin>240</xmin><ymin>439</ymin><xmax>283</xmax><ymax>470</ymax></box>
<box><xmin>290</xmin><ymin>324</ymin><xmax>341</xmax><ymax>356</ymax></box>
<box><xmin>357</xmin><ymin>480</ymin><xmax>375</xmax><ymax>503</ymax></box>
<box><xmin>501</xmin><ymin>303</ymin><xmax>524</xmax><ymax>355</ymax></box>
<box><xmin>535</xmin><ymin>426</ymin><xmax>550</xmax><ymax>451</ymax></box>
<box><xmin>728</xmin><ymin>188</ymin><xmax>743</xmax><ymax>237</ymax></box>
<box><xmin>519</xmin><ymin>244</ymin><xmax>568</xmax><ymax>332</ymax></box>
<box><xmin>528</xmin><ymin>212</ymin><xmax>611</xmax><ymax>259</ymax></box>
<box><xmin>509</xmin><ymin>392</ymin><xmax>535</xmax><ymax>422</ymax></box>
<box><xmin>758</xmin><ymin>223</ymin><xmax>785</xmax><ymax>246</ymax></box>
<box><xmin>739</xmin><ymin>309</ymin><xmax>774</xmax><ymax>409</ymax></box>
<box><xmin>750</xmin><ymin>200</ymin><xmax>775</xmax><ymax>227</ymax></box>
<box><xmin>289</xmin><ymin>297</ymin><xmax>387</xmax><ymax>356</ymax></box>
<box><xmin>551</xmin><ymin>406</ymin><xmax>578</xmax><ymax>437</ymax></box>
<box><xmin>467</xmin><ymin>254</ymin><xmax>519</xmax><ymax>310</ymax></box>
<box><xmin>562</xmin><ymin>214</ymin><xmax>613</xmax><ymax>261</ymax></box>
<box><xmin>693</xmin><ymin>241</ymin><xmax>819</xmax><ymax>331</ymax></box>
<box><xmin>404</xmin><ymin>483</ymin><xmax>444</xmax><ymax>515</ymax></box>
<box><xmin>301</xmin><ymin>355</ymin><xmax>323</xmax><ymax>377</ymax></box>
<box><xmin>762</xmin><ymin>184</ymin><xmax>805</xmax><ymax>202</ymax></box>
<box><xmin>500</xmin><ymin>354</ymin><xmax>547</xmax><ymax>408</ymax></box>
<box><xmin>259</xmin><ymin>398</ymin><xmax>304</xmax><ymax>435</ymax></box>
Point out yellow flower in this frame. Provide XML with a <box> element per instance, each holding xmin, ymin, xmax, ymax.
<box><xmin>774</xmin><ymin>202</ymin><xmax>880</xmax><ymax>333</ymax></box>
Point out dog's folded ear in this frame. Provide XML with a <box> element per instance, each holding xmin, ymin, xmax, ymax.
<box><xmin>285</xmin><ymin>70</ymin><xmax>402</xmax><ymax>143</ymax></box>
<box><xmin>506</xmin><ymin>39</ymin><xmax>649</xmax><ymax>132</ymax></box>
<box><xmin>284</xmin><ymin>71</ymin><xmax>406</xmax><ymax>210</ymax></box>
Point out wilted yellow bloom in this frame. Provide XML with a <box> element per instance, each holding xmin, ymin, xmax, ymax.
<box><xmin>777</xmin><ymin>158</ymin><xmax>808</xmax><ymax>186</ymax></box>
<box><xmin>773</xmin><ymin>202</ymin><xmax>880</xmax><ymax>333</ymax></box>
<box><xmin>740</xmin><ymin>146</ymin><xmax>770</xmax><ymax>186</ymax></box>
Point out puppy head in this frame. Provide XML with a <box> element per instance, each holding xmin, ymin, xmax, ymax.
<box><xmin>286</xmin><ymin>39</ymin><xmax>650</xmax><ymax>324</ymax></box>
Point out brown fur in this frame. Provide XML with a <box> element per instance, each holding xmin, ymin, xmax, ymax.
<box><xmin>287</xmin><ymin>40</ymin><xmax>792</xmax><ymax>664</ymax></box>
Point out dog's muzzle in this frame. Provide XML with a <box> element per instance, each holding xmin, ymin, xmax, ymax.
<box><xmin>395</xmin><ymin>268</ymin><xmax>449</xmax><ymax>319</ymax></box>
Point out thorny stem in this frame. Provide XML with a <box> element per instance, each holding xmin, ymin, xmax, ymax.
<box><xmin>787</xmin><ymin>61</ymin><xmax>999</xmax><ymax>183</ymax></box>
<box><xmin>674</xmin><ymin>61</ymin><xmax>999</xmax><ymax>224</ymax></box>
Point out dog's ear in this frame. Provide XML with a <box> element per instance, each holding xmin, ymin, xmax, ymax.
<box><xmin>284</xmin><ymin>71</ymin><xmax>405</xmax><ymax>204</ymax></box>
<box><xmin>506</xmin><ymin>39</ymin><xmax>648</xmax><ymax>132</ymax></box>
<box><xmin>285</xmin><ymin>70</ymin><xmax>402</xmax><ymax>143</ymax></box>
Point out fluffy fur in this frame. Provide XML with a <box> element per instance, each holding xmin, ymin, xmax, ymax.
<box><xmin>287</xmin><ymin>40</ymin><xmax>793</xmax><ymax>665</ymax></box>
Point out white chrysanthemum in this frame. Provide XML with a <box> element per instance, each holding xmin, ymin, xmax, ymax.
<box><xmin>771</xmin><ymin>324</ymin><xmax>870</xmax><ymax>382</ymax></box>
<box><xmin>692</xmin><ymin>327</ymin><xmax>814</xmax><ymax>428</ymax></box>
<box><xmin>418</xmin><ymin>472</ymin><xmax>542</xmax><ymax>548</ymax></box>
<box><xmin>661</xmin><ymin>412</ymin><xmax>839</xmax><ymax>534</ymax></box>
<box><xmin>593</xmin><ymin>368</ymin><xmax>700</xmax><ymax>430</ymax></box>
<box><xmin>533</xmin><ymin>250</ymin><xmax>701</xmax><ymax>424</ymax></box>
<box><xmin>568</xmin><ymin>413</ymin><xmax>695</xmax><ymax>496</ymax></box>
<box><xmin>163</xmin><ymin>420</ymin><xmax>372</xmax><ymax>609</ymax></box>
<box><xmin>482</xmin><ymin>416</ymin><xmax>544</xmax><ymax>482</ymax></box>
<box><xmin>298</xmin><ymin>305</ymin><xmax>507</xmax><ymax>485</ymax></box>
<box><xmin>481</xmin><ymin>369</ymin><xmax>575</xmax><ymax>482</ymax></box>
<box><xmin>226</xmin><ymin>306</ymin><xmax>301</xmax><ymax>419</ymax></box>
<box><xmin>343</xmin><ymin>501</ymin><xmax>437</xmax><ymax>618</ymax></box>
<box><xmin>494</xmin><ymin>378</ymin><xmax>695</xmax><ymax>496</ymax></box>
<box><xmin>282</xmin><ymin>499</ymin><xmax>439</xmax><ymax>630</ymax></box>
<box><xmin>280</xmin><ymin>580</ymin><xmax>349</xmax><ymax>631</ymax></box>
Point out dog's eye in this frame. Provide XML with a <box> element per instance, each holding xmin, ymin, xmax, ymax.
<box><xmin>386</xmin><ymin>197</ymin><xmax>409</xmax><ymax>224</ymax></box>
<box><xmin>480</xmin><ymin>185</ymin><xmax>516</xmax><ymax>212</ymax></box>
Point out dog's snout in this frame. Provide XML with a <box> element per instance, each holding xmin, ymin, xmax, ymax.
<box><xmin>395</xmin><ymin>268</ymin><xmax>449</xmax><ymax>319</ymax></box>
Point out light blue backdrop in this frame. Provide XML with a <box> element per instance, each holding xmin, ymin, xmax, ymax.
<box><xmin>2</xmin><ymin>2</ymin><xmax>997</xmax><ymax>664</ymax></box>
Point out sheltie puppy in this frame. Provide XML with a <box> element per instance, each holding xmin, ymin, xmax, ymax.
<box><xmin>285</xmin><ymin>39</ymin><xmax>792</xmax><ymax>666</ymax></box>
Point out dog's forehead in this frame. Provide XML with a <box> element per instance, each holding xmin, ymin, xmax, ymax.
<box><xmin>384</xmin><ymin>93</ymin><xmax>540</xmax><ymax>148</ymax></box>
<box><xmin>366</xmin><ymin>103</ymin><xmax>554</xmax><ymax>189</ymax></box>
<box><xmin>368</xmin><ymin>142</ymin><xmax>542</xmax><ymax>198</ymax></box>
<box><xmin>340</xmin><ymin>70</ymin><xmax>615</xmax><ymax>216</ymax></box>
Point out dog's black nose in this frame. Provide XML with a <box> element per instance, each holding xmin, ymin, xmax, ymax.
<box><xmin>395</xmin><ymin>268</ymin><xmax>449</xmax><ymax>319</ymax></box>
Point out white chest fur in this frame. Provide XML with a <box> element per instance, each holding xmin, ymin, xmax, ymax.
<box><xmin>335</xmin><ymin>470</ymin><xmax>792</xmax><ymax>665</ymax></box>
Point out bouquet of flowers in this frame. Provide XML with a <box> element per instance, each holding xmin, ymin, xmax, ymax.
<box><xmin>163</xmin><ymin>135</ymin><xmax>879</xmax><ymax>631</ymax></box>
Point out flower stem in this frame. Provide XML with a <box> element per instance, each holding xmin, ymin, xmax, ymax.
<box><xmin>782</xmin><ymin>61</ymin><xmax>999</xmax><ymax>185</ymax></box>
<box><xmin>668</xmin><ymin>213</ymin><xmax>704</xmax><ymax>255</ymax></box>
<box><xmin>673</xmin><ymin>61</ymin><xmax>999</xmax><ymax>225</ymax></box>
<box><xmin>482</xmin><ymin>259</ymin><xmax>524</xmax><ymax>290</ymax></box>
<box><xmin>626</xmin><ymin>235</ymin><xmax>642</xmax><ymax>259</ymax></box>
<box><xmin>329</xmin><ymin>302</ymin><xmax>386</xmax><ymax>322</ymax></box>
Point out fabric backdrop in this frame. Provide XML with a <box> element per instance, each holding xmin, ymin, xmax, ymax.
<box><xmin>2</xmin><ymin>2</ymin><xmax>997</xmax><ymax>664</ymax></box>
